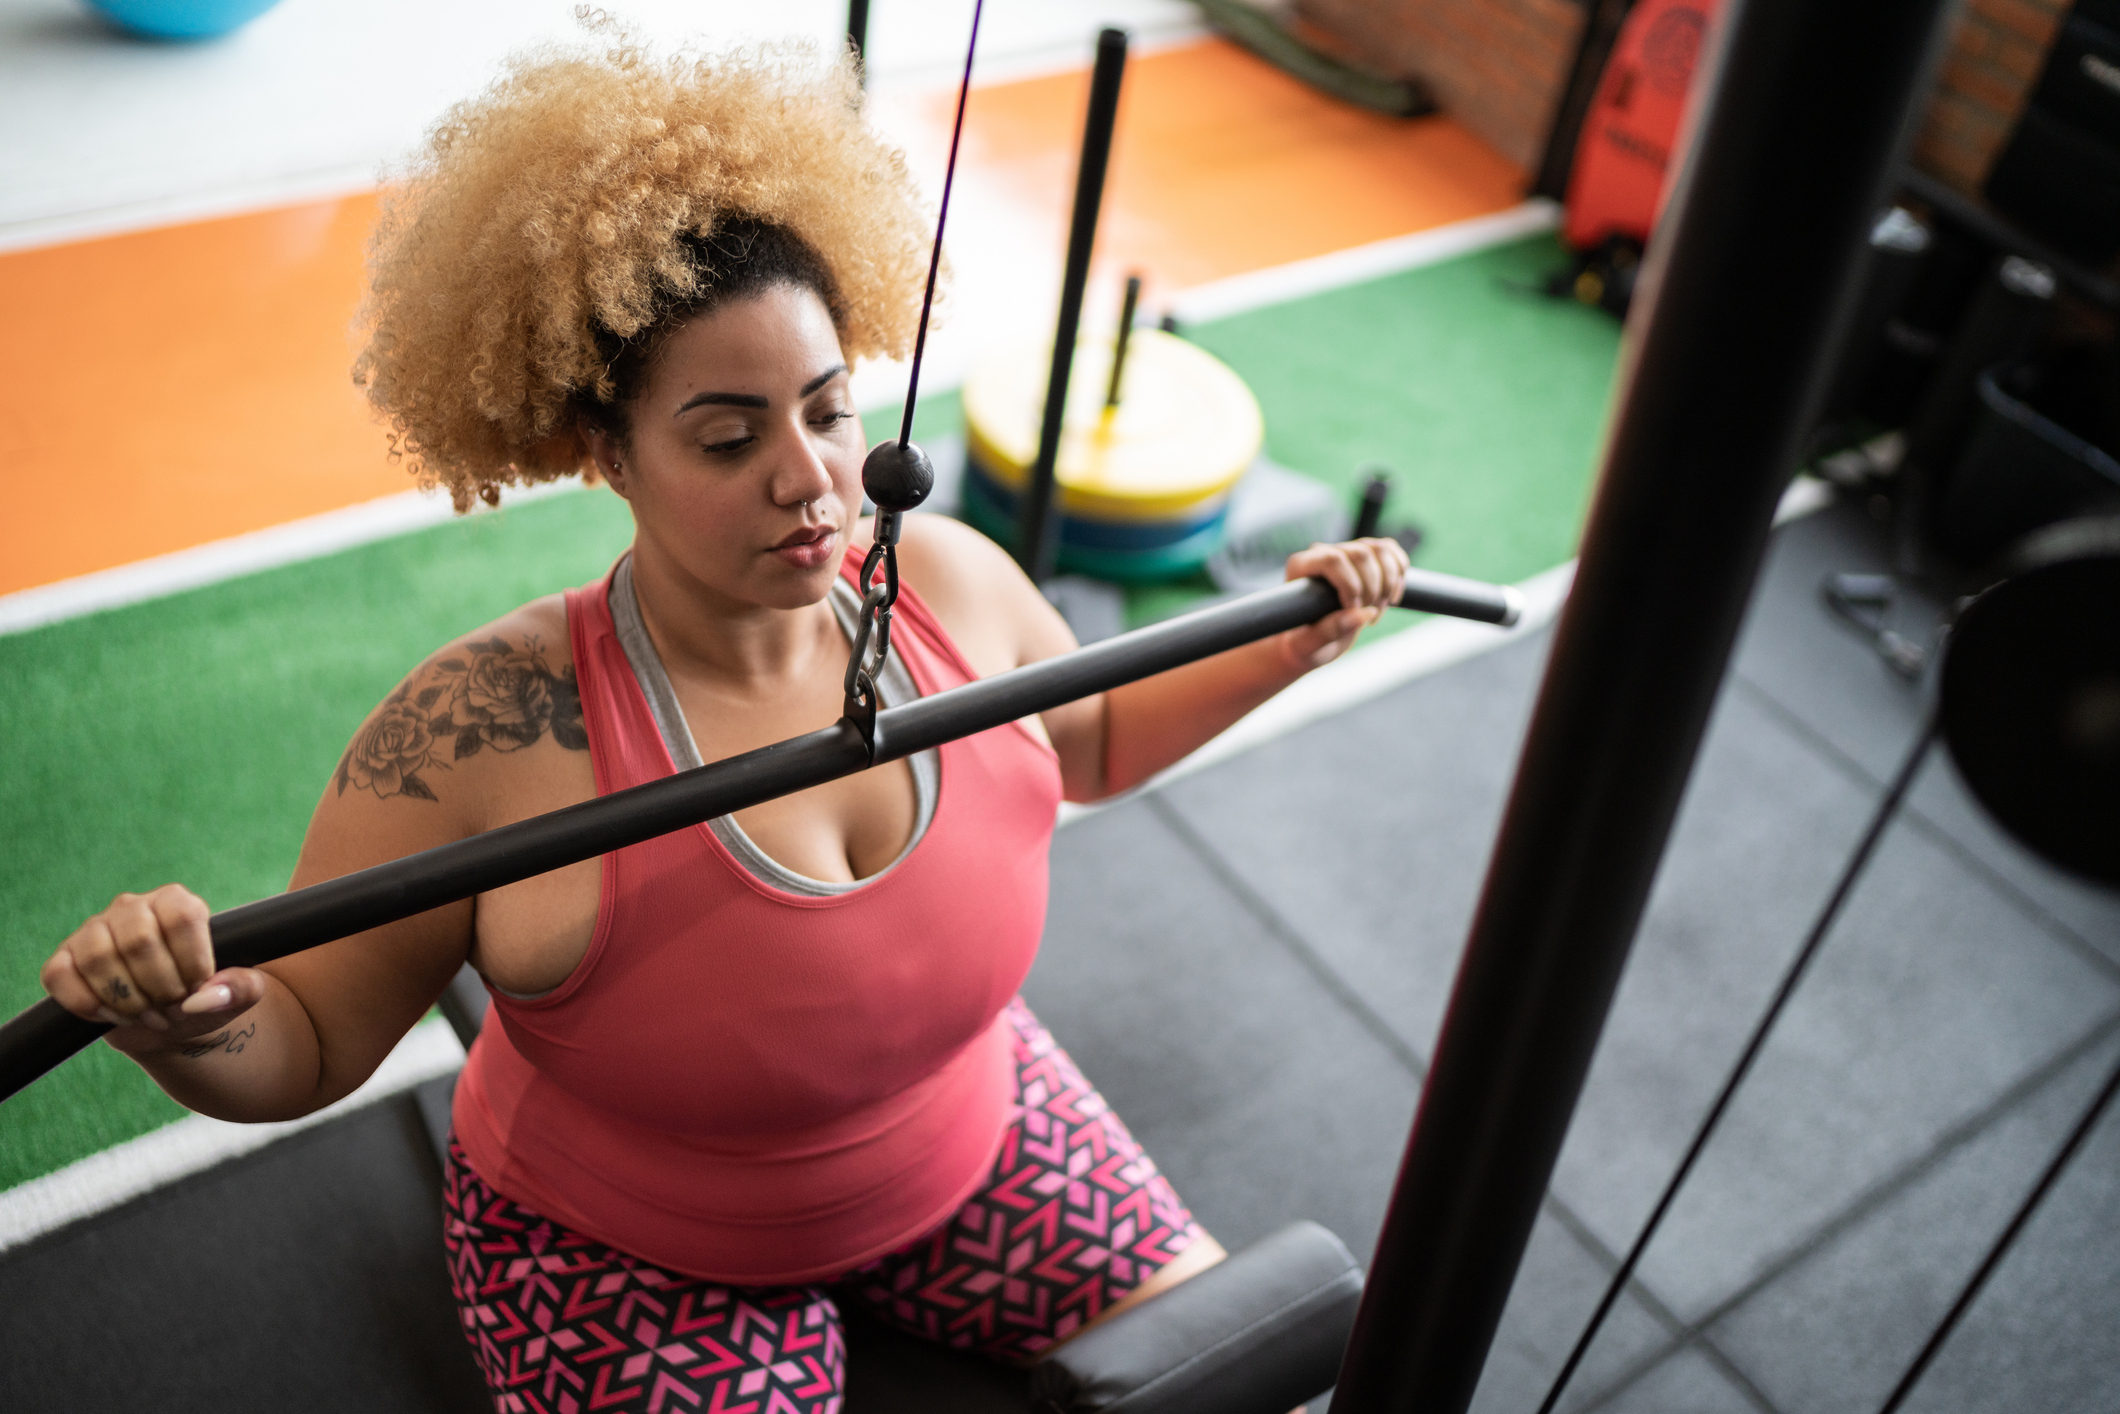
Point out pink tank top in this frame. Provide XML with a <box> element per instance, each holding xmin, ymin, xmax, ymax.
<box><xmin>451</xmin><ymin>548</ymin><xmax>1063</xmax><ymax>1284</ymax></box>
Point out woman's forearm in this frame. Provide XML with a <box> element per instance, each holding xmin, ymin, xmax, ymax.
<box><xmin>124</xmin><ymin>975</ymin><xmax>329</xmax><ymax>1124</ymax></box>
<box><xmin>1096</xmin><ymin>637</ymin><xmax>1307</xmax><ymax>797</ymax></box>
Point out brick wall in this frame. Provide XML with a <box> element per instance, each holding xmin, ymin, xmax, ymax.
<box><xmin>1913</xmin><ymin>0</ymin><xmax>2069</xmax><ymax>194</ymax></box>
<box><xmin>1293</xmin><ymin>0</ymin><xmax>1584</xmax><ymax>173</ymax></box>
<box><xmin>1291</xmin><ymin>0</ymin><xmax>2068</xmax><ymax>197</ymax></box>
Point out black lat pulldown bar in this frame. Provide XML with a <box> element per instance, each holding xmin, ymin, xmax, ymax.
<box><xmin>0</xmin><ymin>568</ymin><xmax>1519</xmax><ymax>1103</ymax></box>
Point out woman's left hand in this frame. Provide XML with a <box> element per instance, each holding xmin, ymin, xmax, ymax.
<box><xmin>1276</xmin><ymin>537</ymin><xmax>1411</xmax><ymax>671</ymax></box>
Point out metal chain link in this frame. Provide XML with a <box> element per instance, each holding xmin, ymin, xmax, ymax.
<box><xmin>842</xmin><ymin>535</ymin><xmax>901</xmax><ymax>714</ymax></box>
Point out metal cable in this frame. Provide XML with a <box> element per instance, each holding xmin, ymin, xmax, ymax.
<box><xmin>1534</xmin><ymin>713</ymin><xmax>1939</xmax><ymax>1414</ymax></box>
<box><xmin>1875</xmin><ymin>1043</ymin><xmax>2120</xmax><ymax>1413</ymax></box>
<box><xmin>896</xmin><ymin>0</ymin><xmax>984</xmax><ymax>448</ymax></box>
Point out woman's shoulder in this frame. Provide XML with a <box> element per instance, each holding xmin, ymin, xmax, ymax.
<box><xmin>330</xmin><ymin>593</ymin><xmax>586</xmax><ymax>812</ymax></box>
<box><xmin>879</xmin><ymin>514</ymin><xmax>1076</xmax><ymax>677</ymax></box>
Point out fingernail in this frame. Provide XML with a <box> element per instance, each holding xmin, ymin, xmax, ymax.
<box><xmin>138</xmin><ymin>1009</ymin><xmax>170</xmax><ymax>1031</ymax></box>
<box><xmin>180</xmin><ymin>985</ymin><xmax>233</xmax><ymax>1015</ymax></box>
<box><xmin>94</xmin><ymin>1006</ymin><xmax>127</xmax><ymax>1027</ymax></box>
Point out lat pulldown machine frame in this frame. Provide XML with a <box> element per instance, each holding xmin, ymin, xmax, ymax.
<box><xmin>1329</xmin><ymin>0</ymin><xmax>1964</xmax><ymax>1411</ymax></box>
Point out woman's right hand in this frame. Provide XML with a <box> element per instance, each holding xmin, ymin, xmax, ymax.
<box><xmin>40</xmin><ymin>885</ymin><xmax>267</xmax><ymax>1057</ymax></box>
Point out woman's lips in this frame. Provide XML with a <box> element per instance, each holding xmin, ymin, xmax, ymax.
<box><xmin>771</xmin><ymin>525</ymin><xmax>837</xmax><ymax>570</ymax></box>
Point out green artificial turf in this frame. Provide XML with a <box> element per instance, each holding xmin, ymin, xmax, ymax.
<box><xmin>0</xmin><ymin>232</ymin><xmax>1618</xmax><ymax>1190</ymax></box>
<box><xmin>869</xmin><ymin>235</ymin><xmax>1622</xmax><ymax>629</ymax></box>
<box><xmin>1190</xmin><ymin>235</ymin><xmax>1620</xmax><ymax>590</ymax></box>
<box><xmin>0</xmin><ymin>491</ymin><xmax>638</xmax><ymax>1188</ymax></box>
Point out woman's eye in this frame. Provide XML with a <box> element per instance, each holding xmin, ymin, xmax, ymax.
<box><xmin>810</xmin><ymin>410</ymin><xmax>854</xmax><ymax>428</ymax></box>
<box><xmin>701</xmin><ymin>435</ymin><xmax>755</xmax><ymax>455</ymax></box>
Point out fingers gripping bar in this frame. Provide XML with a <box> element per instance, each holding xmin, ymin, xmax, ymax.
<box><xmin>0</xmin><ymin>568</ymin><xmax>1519</xmax><ymax>1101</ymax></box>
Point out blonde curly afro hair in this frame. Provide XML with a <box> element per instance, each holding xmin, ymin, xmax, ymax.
<box><xmin>354</xmin><ymin>24</ymin><xmax>932</xmax><ymax>510</ymax></box>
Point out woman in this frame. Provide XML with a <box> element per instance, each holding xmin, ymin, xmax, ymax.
<box><xmin>37</xmin><ymin>34</ymin><xmax>1406</xmax><ymax>1413</ymax></box>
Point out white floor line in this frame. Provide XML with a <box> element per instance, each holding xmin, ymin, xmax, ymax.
<box><xmin>1055</xmin><ymin>559</ymin><xmax>1577</xmax><ymax>830</ymax></box>
<box><xmin>1051</xmin><ymin>475</ymin><xmax>1836</xmax><ymax>828</ymax></box>
<box><xmin>0</xmin><ymin>166</ymin><xmax>383</xmax><ymax>258</ymax></box>
<box><xmin>0</xmin><ymin>479</ymin><xmax>584</xmax><ymax>637</ymax></box>
<box><xmin>0</xmin><ymin>1015</ymin><xmax>464</xmax><ymax>1256</ymax></box>
<box><xmin>7</xmin><ymin>202</ymin><xmax>1556</xmax><ymax>636</ymax></box>
<box><xmin>1166</xmin><ymin>200</ymin><xmax>1561</xmax><ymax>327</ymax></box>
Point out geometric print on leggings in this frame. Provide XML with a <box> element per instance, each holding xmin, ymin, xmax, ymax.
<box><xmin>440</xmin><ymin>997</ymin><xmax>1203</xmax><ymax>1409</ymax></box>
<box><xmin>442</xmin><ymin>1140</ymin><xmax>845</xmax><ymax>1414</ymax></box>
<box><xmin>844</xmin><ymin>998</ymin><xmax>1206</xmax><ymax>1361</ymax></box>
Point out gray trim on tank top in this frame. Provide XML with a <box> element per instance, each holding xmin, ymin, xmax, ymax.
<box><xmin>481</xmin><ymin>560</ymin><xmax>944</xmax><ymax>1001</ymax></box>
<box><xmin>609</xmin><ymin>555</ymin><xmax>939</xmax><ymax>897</ymax></box>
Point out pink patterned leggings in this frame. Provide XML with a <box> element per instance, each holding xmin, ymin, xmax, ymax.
<box><xmin>442</xmin><ymin>999</ymin><xmax>1207</xmax><ymax>1414</ymax></box>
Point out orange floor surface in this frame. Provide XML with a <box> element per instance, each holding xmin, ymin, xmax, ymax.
<box><xmin>0</xmin><ymin>39</ymin><xmax>1524</xmax><ymax>597</ymax></box>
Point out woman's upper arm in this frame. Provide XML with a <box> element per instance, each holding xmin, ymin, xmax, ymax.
<box><xmin>892</xmin><ymin>517</ymin><xmax>1108</xmax><ymax>796</ymax></box>
<box><xmin>260</xmin><ymin>618</ymin><xmax>552</xmax><ymax>1101</ymax></box>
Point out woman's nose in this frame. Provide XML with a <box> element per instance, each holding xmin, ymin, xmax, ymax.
<box><xmin>770</xmin><ymin>428</ymin><xmax>837</xmax><ymax>507</ymax></box>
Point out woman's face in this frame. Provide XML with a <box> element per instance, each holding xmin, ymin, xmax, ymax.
<box><xmin>596</xmin><ymin>283</ymin><xmax>866</xmax><ymax>613</ymax></box>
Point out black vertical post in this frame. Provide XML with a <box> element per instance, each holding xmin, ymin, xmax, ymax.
<box><xmin>847</xmin><ymin>0</ymin><xmax>870</xmax><ymax>70</ymax></box>
<box><xmin>1329</xmin><ymin>1</ymin><xmax>1960</xmax><ymax>1411</ymax></box>
<box><xmin>1017</xmin><ymin>27</ymin><xmax>1129</xmax><ymax>582</ymax></box>
<box><xmin>1530</xmin><ymin>0</ymin><xmax>1635</xmax><ymax>201</ymax></box>
<box><xmin>1898</xmin><ymin>253</ymin><xmax>2056</xmax><ymax>567</ymax></box>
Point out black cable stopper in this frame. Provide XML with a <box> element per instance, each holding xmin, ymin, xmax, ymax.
<box><xmin>863</xmin><ymin>439</ymin><xmax>934</xmax><ymax>513</ymax></box>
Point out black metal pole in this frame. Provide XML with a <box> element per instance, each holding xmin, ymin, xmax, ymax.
<box><xmin>1530</xmin><ymin>0</ymin><xmax>1635</xmax><ymax>201</ymax></box>
<box><xmin>1104</xmin><ymin>273</ymin><xmax>1143</xmax><ymax>410</ymax></box>
<box><xmin>1016</xmin><ymin>27</ymin><xmax>1128</xmax><ymax>582</ymax></box>
<box><xmin>1329</xmin><ymin>0</ymin><xmax>1961</xmax><ymax>1410</ymax></box>
<box><xmin>0</xmin><ymin>567</ymin><xmax>1518</xmax><ymax>1103</ymax></box>
<box><xmin>847</xmin><ymin>0</ymin><xmax>870</xmax><ymax>70</ymax></box>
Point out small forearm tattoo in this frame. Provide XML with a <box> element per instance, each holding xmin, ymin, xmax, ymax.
<box><xmin>334</xmin><ymin>634</ymin><xmax>587</xmax><ymax>803</ymax></box>
<box><xmin>180</xmin><ymin>1022</ymin><xmax>256</xmax><ymax>1060</ymax></box>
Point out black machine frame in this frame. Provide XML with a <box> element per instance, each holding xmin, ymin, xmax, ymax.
<box><xmin>1332</xmin><ymin>0</ymin><xmax>1968</xmax><ymax>1409</ymax></box>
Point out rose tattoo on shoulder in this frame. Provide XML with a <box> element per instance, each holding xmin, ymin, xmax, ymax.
<box><xmin>336</xmin><ymin>634</ymin><xmax>587</xmax><ymax>802</ymax></box>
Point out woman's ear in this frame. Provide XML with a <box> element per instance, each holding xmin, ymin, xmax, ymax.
<box><xmin>578</xmin><ymin>421</ymin><xmax>633</xmax><ymax>500</ymax></box>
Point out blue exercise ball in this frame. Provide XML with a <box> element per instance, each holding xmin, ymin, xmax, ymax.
<box><xmin>85</xmin><ymin>0</ymin><xmax>286</xmax><ymax>40</ymax></box>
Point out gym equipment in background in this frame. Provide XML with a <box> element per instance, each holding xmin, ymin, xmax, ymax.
<box><xmin>1936</xmin><ymin>358</ymin><xmax>2120</xmax><ymax>562</ymax></box>
<box><xmin>1187</xmin><ymin>0</ymin><xmax>1433</xmax><ymax>118</ymax></box>
<box><xmin>965</xmin><ymin>326</ymin><xmax>1262</xmax><ymax>582</ymax></box>
<box><xmin>1985</xmin><ymin>0</ymin><xmax>2120</xmax><ymax>263</ymax></box>
<box><xmin>1559</xmin><ymin>0</ymin><xmax>1722</xmax><ymax>255</ymax></box>
<box><xmin>1941</xmin><ymin>516</ymin><xmax>2120</xmax><ymax>887</ymax></box>
<box><xmin>83</xmin><ymin>0</ymin><xmax>282</xmax><ymax>40</ymax></box>
<box><xmin>1330</xmin><ymin>1</ymin><xmax>1975</xmax><ymax>1409</ymax></box>
<box><xmin>1015</xmin><ymin>28</ymin><xmax>1131</xmax><ymax>582</ymax></box>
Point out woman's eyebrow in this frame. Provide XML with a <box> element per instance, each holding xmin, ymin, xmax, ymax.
<box><xmin>675</xmin><ymin>390</ymin><xmax>768</xmax><ymax>414</ymax></box>
<box><xmin>801</xmin><ymin>364</ymin><xmax>849</xmax><ymax>396</ymax></box>
<box><xmin>672</xmin><ymin>364</ymin><xmax>847</xmax><ymax>416</ymax></box>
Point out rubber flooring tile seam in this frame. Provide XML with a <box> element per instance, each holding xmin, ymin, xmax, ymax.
<box><xmin>1567</xmin><ymin>1007</ymin><xmax>2120</xmax><ymax>1414</ymax></box>
<box><xmin>1145</xmin><ymin>728</ymin><xmax>1773</xmax><ymax>1413</ymax></box>
<box><xmin>1727</xmin><ymin>672</ymin><xmax>2120</xmax><ymax>988</ymax></box>
<box><xmin>1145</xmin><ymin>791</ymin><xmax>1428</xmax><ymax>1079</ymax></box>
